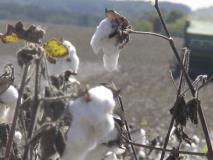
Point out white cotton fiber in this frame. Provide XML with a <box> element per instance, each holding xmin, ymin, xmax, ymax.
<box><xmin>0</xmin><ymin>85</ymin><xmax>19</xmax><ymax>124</ymax></box>
<box><xmin>62</xmin><ymin>86</ymin><xmax>116</xmax><ymax>160</ymax></box>
<box><xmin>86</xmin><ymin>125</ymin><xmax>120</xmax><ymax>160</ymax></box>
<box><xmin>47</xmin><ymin>40</ymin><xmax>79</xmax><ymax>75</ymax></box>
<box><xmin>0</xmin><ymin>85</ymin><xmax>18</xmax><ymax>104</ymax></box>
<box><xmin>63</xmin><ymin>40</ymin><xmax>79</xmax><ymax>74</ymax></box>
<box><xmin>90</xmin><ymin>18</ymin><xmax>121</xmax><ymax>71</ymax></box>
<box><xmin>103</xmin><ymin>52</ymin><xmax>120</xmax><ymax>71</ymax></box>
<box><xmin>14</xmin><ymin>131</ymin><xmax>22</xmax><ymax>145</ymax></box>
<box><xmin>90</xmin><ymin>18</ymin><xmax>115</xmax><ymax>54</ymax></box>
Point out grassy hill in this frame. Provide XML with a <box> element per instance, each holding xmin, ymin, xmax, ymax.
<box><xmin>0</xmin><ymin>0</ymin><xmax>191</xmax><ymax>26</ymax></box>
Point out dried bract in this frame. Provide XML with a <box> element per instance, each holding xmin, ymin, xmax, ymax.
<box><xmin>186</xmin><ymin>98</ymin><xmax>199</xmax><ymax>125</ymax></box>
<box><xmin>16</xmin><ymin>44</ymin><xmax>43</xmax><ymax>67</ymax></box>
<box><xmin>2</xmin><ymin>21</ymin><xmax>45</xmax><ymax>43</ymax></box>
<box><xmin>0</xmin><ymin>64</ymin><xmax>14</xmax><ymax>94</ymax></box>
<box><xmin>170</xmin><ymin>96</ymin><xmax>187</xmax><ymax>127</ymax></box>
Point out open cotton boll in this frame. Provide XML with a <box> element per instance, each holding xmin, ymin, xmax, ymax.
<box><xmin>63</xmin><ymin>40</ymin><xmax>79</xmax><ymax>74</ymax></box>
<box><xmin>90</xmin><ymin>18</ymin><xmax>116</xmax><ymax>54</ymax></box>
<box><xmin>86</xmin><ymin>122</ymin><xmax>120</xmax><ymax>160</ymax></box>
<box><xmin>90</xmin><ymin>18</ymin><xmax>122</xmax><ymax>71</ymax></box>
<box><xmin>130</xmin><ymin>128</ymin><xmax>146</xmax><ymax>144</ymax></box>
<box><xmin>62</xmin><ymin>86</ymin><xmax>116</xmax><ymax>160</ymax></box>
<box><xmin>102</xmin><ymin>44</ymin><xmax>120</xmax><ymax>71</ymax></box>
<box><xmin>0</xmin><ymin>85</ymin><xmax>19</xmax><ymax>124</ymax></box>
<box><xmin>47</xmin><ymin>40</ymin><xmax>79</xmax><ymax>75</ymax></box>
<box><xmin>14</xmin><ymin>131</ymin><xmax>22</xmax><ymax>145</ymax></box>
<box><xmin>48</xmin><ymin>152</ymin><xmax>61</xmax><ymax>160</ymax></box>
<box><xmin>104</xmin><ymin>153</ymin><xmax>118</xmax><ymax>160</ymax></box>
<box><xmin>88</xmin><ymin>85</ymin><xmax>116</xmax><ymax>114</ymax></box>
<box><xmin>0</xmin><ymin>85</ymin><xmax>18</xmax><ymax>104</ymax></box>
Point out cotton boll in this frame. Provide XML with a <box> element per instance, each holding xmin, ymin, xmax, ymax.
<box><xmin>0</xmin><ymin>85</ymin><xmax>18</xmax><ymax>104</ymax></box>
<box><xmin>62</xmin><ymin>86</ymin><xmax>116</xmax><ymax>160</ymax></box>
<box><xmin>138</xmin><ymin>150</ymin><xmax>146</xmax><ymax>159</ymax></box>
<box><xmin>86</xmin><ymin>145</ymin><xmax>114</xmax><ymax>160</ymax></box>
<box><xmin>103</xmin><ymin>51</ymin><xmax>120</xmax><ymax>71</ymax></box>
<box><xmin>90</xmin><ymin>18</ymin><xmax>122</xmax><ymax>71</ymax></box>
<box><xmin>192</xmin><ymin>135</ymin><xmax>200</xmax><ymax>144</ymax></box>
<box><xmin>88</xmin><ymin>86</ymin><xmax>116</xmax><ymax>114</ymax></box>
<box><xmin>0</xmin><ymin>85</ymin><xmax>19</xmax><ymax>124</ymax></box>
<box><xmin>68</xmin><ymin>77</ymin><xmax>80</xmax><ymax>85</ymax></box>
<box><xmin>86</xmin><ymin>122</ymin><xmax>120</xmax><ymax>160</ymax></box>
<box><xmin>104</xmin><ymin>152</ymin><xmax>118</xmax><ymax>160</ymax></box>
<box><xmin>130</xmin><ymin>128</ymin><xmax>146</xmax><ymax>144</ymax></box>
<box><xmin>14</xmin><ymin>131</ymin><xmax>22</xmax><ymax>145</ymax></box>
<box><xmin>47</xmin><ymin>40</ymin><xmax>79</xmax><ymax>75</ymax></box>
<box><xmin>90</xmin><ymin>18</ymin><xmax>116</xmax><ymax>54</ymax></box>
<box><xmin>63</xmin><ymin>40</ymin><xmax>79</xmax><ymax>74</ymax></box>
<box><xmin>149</xmin><ymin>0</ymin><xmax>156</xmax><ymax>6</ymax></box>
<box><xmin>48</xmin><ymin>152</ymin><xmax>61</xmax><ymax>160</ymax></box>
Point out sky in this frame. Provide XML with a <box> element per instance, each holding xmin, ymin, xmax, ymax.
<box><xmin>142</xmin><ymin>0</ymin><xmax>213</xmax><ymax>10</ymax></box>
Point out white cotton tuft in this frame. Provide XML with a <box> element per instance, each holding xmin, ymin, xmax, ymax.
<box><xmin>90</xmin><ymin>18</ymin><xmax>121</xmax><ymax>71</ymax></box>
<box><xmin>48</xmin><ymin>152</ymin><xmax>60</xmax><ymax>160</ymax></box>
<box><xmin>103</xmin><ymin>52</ymin><xmax>120</xmax><ymax>71</ymax></box>
<box><xmin>62</xmin><ymin>86</ymin><xmax>116</xmax><ymax>160</ymax></box>
<box><xmin>138</xmin><ymin>150</ymin><xmax>146</xmax><ymax>159</ymax></box>
<box><xmin>47</xmin><ymin>40</ymin><xmax>79</xmax><ymax>75</ymax></box>
<box><xmin>131</xmin><ymin>129</ymin><xmax>146</xmax><ymax>144</ymax></box>
<box><xmin>86</xmin><ymin>125</ymin><xmax>120</xmax><ymax>160</ymax></box>
<box><xmin>14</xmin><ymin>131</ymin><xmax>22</xmax><ymax>145</ymax></box>
<box><xmin>90</xmin><ymin>18</ymin><xmax>115</xmax><ymax>54</ymax></box>
<box><xmin>0</xmin><ymin>85</ymin><xmax>18</xmax><ymax>104</ymax></box>
<box><xmin>63</xmin><ymin>40</ymin><xmax>79</xmax><ymax>74</ymax></box>
<box><xmin>104</xmin><ymin>153</ymin><xmax>118</xmax><ymax>160</ymax></box>
<box><xmin>192</xmin><ymin>135</ymin><xmax>200</xmax><ymax>144</ymax></box>
<box><xmin>149</xmin><ymin>0</ymin><xmax>156</xmax><ymax>6</ymax></box>
<box><xmin>0</xmin><ymin>85</ymin><xmax>19</xmax><ymax>124</ymax></box>
<box><xmin>68</xmin><ymin>77</ymin><xmax>80</xmax><ymax>85</ymax></box>
<box><xmin>88</xmin><ymin>86</ymin><xmax>115</xmax><ymax>113</ymax></box>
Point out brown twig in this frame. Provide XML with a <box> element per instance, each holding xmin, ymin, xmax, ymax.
<box><xmin>124</xmin><ymin>138</ymin><xmax>207</xmax><ymax>157</ymax></box>
<box><xmin>160</xmin><ymin>49</ymin><xmax>188</xmax><ymax>160</ymax></box>
<box><xmin>153</xmin><ymin>0</ymin><xmax>213</xmax><ymax>159</ymax></box>
<box><xmin>154</xmin><ymin>0</ymin><xmax>195</xmax><ymax>97</ymax></box>
<box><xmin>5</xmin><ymin>63</ymin><xmax>30</xmax><ymax>159</ymax></box>
<box><xmin>117</xmin><ymin>95</ymin><xmax>138</xmax><ymax>160</ymax></box>
<box><xmin>23</xmin><ymin>58</ymin><xmax>40</xmax><ymax>160</ymax></box>
<box><xmin>39</xmin><ymin>93</ymin><xmax>76</xmax><ymax>102</ymax></box>
<box><xmin>128</xmin><ymin>29</ymin><xmax>170</xmax><ymax>41</ymax></box>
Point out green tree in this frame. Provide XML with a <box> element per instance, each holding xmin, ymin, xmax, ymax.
<box><xmin>166</xmin><ymin>10</ymin><xmax>184</xmax><ymax>23</ymax></box>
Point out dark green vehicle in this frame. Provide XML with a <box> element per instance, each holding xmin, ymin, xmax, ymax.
<box><xmin>172</xmin><ymin>20</ymin><xmax>213</xmax><ymax>79</ymax></box>
<box><xmin>184</xmin><ymin>20</ymin><xmax>213</xmax><ymax>79</ymax></box>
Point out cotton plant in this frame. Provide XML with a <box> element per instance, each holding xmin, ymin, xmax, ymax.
<box><xmin>86</xmin><ymin>117</ymin><xmax>125</xmax><ymax>160</ymax></box>
<box><xmin>62</xmin><ymin>85</ymin><xmax>117</xmax><ymax>160</ymax></box>
<box><xmin>47</xmin><ymin>39</ymin><xmax>79</xmax><ymax>75</ymax></box>
<box><xmin>90</xmin><ymin>9</ymin><xmax>130</xmax><ymax>71</ymax></box>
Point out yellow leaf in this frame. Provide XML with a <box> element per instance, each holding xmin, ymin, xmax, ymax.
<box><xmin>44</xmin><ymin>39</ymin><xmax>68</xmax><ymax>58</ymax></box>
<box><xmin>200</xmin><ymin>145</ymin><xmax>208</xmax><ymax>153</ymax></box>
<box><xmin>1</xmin><ymin>33</ymin><xmax>19</xmax><ymax>43</ymax></box>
